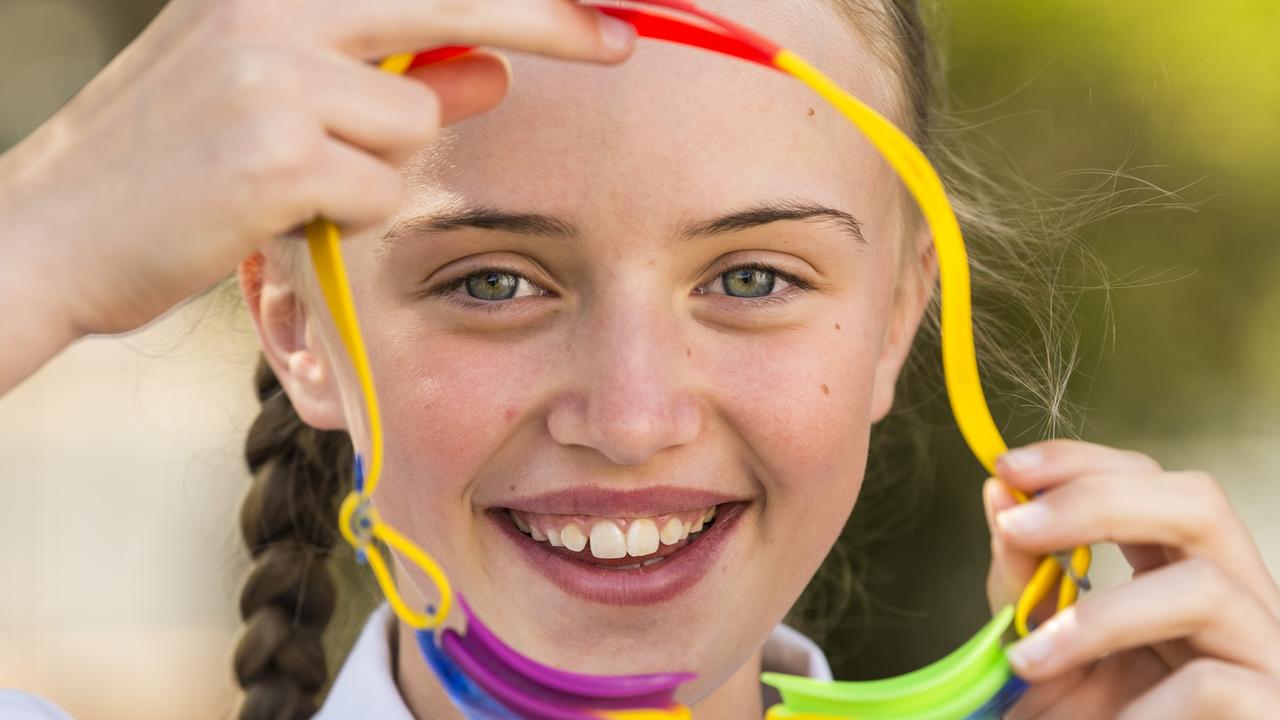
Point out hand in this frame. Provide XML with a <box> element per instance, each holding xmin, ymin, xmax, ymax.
<box><xmin>982</xmin><ymin>439</ymin><xmax>1280</xmax><ymax>719</ymax></box>
<box><xmin>0</xmin><ymin>0</ymin><xmax>636</xmax><ymax>343</ymax></box>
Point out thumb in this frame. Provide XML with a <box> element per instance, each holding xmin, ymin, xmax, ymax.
<box><xmin>983</xmin><ymin>477</ymin><xmax>1040</xmax><ymax>616</ymax></box>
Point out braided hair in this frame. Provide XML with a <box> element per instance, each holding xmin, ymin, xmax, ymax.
<box><xmin>234</xmin><ymin>354</ymin><xmax>353</xmax><ymax>719</ymax></box>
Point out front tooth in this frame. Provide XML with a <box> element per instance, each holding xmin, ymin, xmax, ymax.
<box><xmin>561</xmin><ymin>523</ymin><xmax>587</xmax><ymax>552</ymax></box>
<box><xmin>511</xmin><ymin>511</ymin><xmax>530</xmax><ymax>534</ymax></box>
<box><xmin>589</xmin><ymin>521</ymin><xmax>627</xmax><ymax>559</ymax></box>
<box><xmin>529</xmin><ymin>525</ymin><xmax>547</xmax><ymax>542</ymax></box>
<box><xmin>626</xmin><ymin>518</ymin><xmax>660</xmax><ymax>557</ymax></box>
<box><xmin>659</xmin><ymin>518</ymin><xmax>684</xmax><ymax>545</ymax></box>
<box><xmin>546</xmin><ymin>527</ymin><xmax>563</xmax><ymax>547</ymax></box>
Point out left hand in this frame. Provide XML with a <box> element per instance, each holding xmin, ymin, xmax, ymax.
<box><xmin>982</xmin><ymin>439</ymin><xmax>1280</xmax><ymax>719</ymax></box>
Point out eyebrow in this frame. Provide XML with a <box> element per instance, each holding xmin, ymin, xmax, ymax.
<box><xmin>379</xmin><ymin>197</ymin><xmax>866</xmax><ymax>248</ymax></box>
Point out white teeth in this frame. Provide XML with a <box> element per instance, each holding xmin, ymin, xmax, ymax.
<box><xmin>613</xmin><ymin>562</ymin><xmax>642</xmax><ymax>570</ymax></box>
<box><xmin>589</xmin><ymin>521</ymin><xmax>627</xmax><ymax>559</ymax></box>
<box><xmin>626</xmin><ymin>518</ymin><xmax>660</xmax><ymax>557</ymax></box>
<box><xmin>511</xmin><ymin>511</ymin><xmax>530</xmax><ymax>534</ymax></box>
<box><xmin>659</xmin><ymin>518</ymin><xmax>685</xmax><ymax>545</ymax></box>
<box><xmin>561</xmin><ymin>523</ymin><xmax>587</xmax><ymax>552</ymax></box>
<box><xmin>642</xmin><ymin>556</ymin><xmax>666</xmax><ymax>567</ymax></box>
<box><xmin>510</xmin><ymin>506</ymin><xmax>720</xmax><ymax>555</ymax></box>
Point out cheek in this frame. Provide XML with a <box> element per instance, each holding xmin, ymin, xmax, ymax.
<box><xmin>363</xmin><ymin>322</ymin><xmax>548</xmax><ymax>549</ymax></box>
<box><xmin>704</xmin><ymin>316</ymin><xmax>879</xmax><ymax>484</ymax></box>
<box><xmin>384</xmin><ymin>336</ymin><xmax>539</xmax><ymax>474</ymax></box>
<box><xmin>699</xmin><ymin>311</ymin><xmax>880</xmax><ymax>552</ymax></box>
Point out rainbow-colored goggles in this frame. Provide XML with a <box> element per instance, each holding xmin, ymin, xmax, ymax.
<box><xmin>305</xmin><ymin>1</ymin><xmax>1091</xmax><ymax>717</ymax></box>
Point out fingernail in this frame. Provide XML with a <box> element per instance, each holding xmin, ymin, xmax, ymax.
<box><xmin>998</xmin><ymin>447</ymin><xmax>1042</xmax><ymax>473</ymax></box>
<box><xmin>1006</xmin><ymin>628</ymin><xmax>1054</xmax><ymax>670</ymax></box>
<box><xmin>599</xmin><ymin>15</ymin><xmax>637</xmax><ymax>54</ymax></box>
<box><xmin>996</xmin><ymin>502</ymin><xmax>1050</xmax><ymax>534</ymax></box>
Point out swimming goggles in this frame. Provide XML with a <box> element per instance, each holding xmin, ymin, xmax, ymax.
<box><xmin>303</xmin><ymin>1</ymin><xmax>1092</xmax><ymax>717</ymax></box>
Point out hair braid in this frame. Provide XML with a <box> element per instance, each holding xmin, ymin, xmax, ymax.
<box><xmin>234</xmin><ymin>354</ymin><xmax>353</xmax><ymax>719</ymax></box>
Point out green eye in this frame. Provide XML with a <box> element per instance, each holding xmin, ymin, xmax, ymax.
<box><xmin>722</xmin><ymin>267</ymin><xmax>776</xmax><ymax>298</ymax></box>
<box><xmin>465</xmin><ymin>271</ymin><xmax>520</xmax><ymax>301</ymax></box>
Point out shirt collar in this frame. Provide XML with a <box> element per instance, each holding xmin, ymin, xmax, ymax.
<box><xmin>319</xmin><ymin>602</ymin><xmax>833</xmax><ymax>718</ymax></box>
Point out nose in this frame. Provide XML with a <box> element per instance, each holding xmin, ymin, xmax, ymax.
<box><xmin>546</xmin><ymin>287</ymin><xmax>703</xmax><ymax>466</ymax></box>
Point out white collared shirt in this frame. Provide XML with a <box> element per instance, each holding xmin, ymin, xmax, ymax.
<box><xmin>317</xmin><ymin>602</ymin><xmax>833</xmax><ymax>719</ymax></box>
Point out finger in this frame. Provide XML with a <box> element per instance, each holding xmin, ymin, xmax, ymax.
<box><xmin>306</xmin><ymin>0</ymin><xmax>638</xmax><ymax>64</ymax></box>
<box><xmin>270</xmin><ymin>135</ymin><xmax>405</xmax><ymax>238</ymax></box>
<box><xmin>280</xmin><ymin>47</ymin><xmax>444</xmax><ymax>162</ymax></box>
<box><xmin>994</xmin><ymin>438</ymin><xmax>1162</xmax><ymax>494</ymax></box>
<box><xmin>984</xmin><ymin>478</ymin><xmax>1041</xmax><ymax>614</ymax></box>
<box><xmin>1003</xmin><ymin>667</ymin><xmax>1086</xmax><ymax>720</ymax></box>
<box><xmin>1004</xmin><ymin>557</ymin><xmax>1280</xmax><ymax>682</ymax></box>
<box><xmin>1014</xmin><ymin>652</ymin><xmax>1165</xmax><ymax>720</ymax></box>
<box><xmin>993</xmin><ymin>470</ymin><xmax>1280</xmax><ymax>613</ymax></box>
<box><xmin>1117</xmin><ymin>658</ymin><xmax>1280</xmax><ymax>720</ymax></box>
<box><xmin>292</xmin><ymin>47</ymin><xmax>510</xmax><ymax>169</ymax></box>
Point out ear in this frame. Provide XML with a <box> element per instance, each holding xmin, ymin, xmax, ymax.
<box><xmin>238</xmin><ymin>250</ymin><xmax>348</xmax><ymax>431</ymax></box>
<box><xmin>869</xmin><ymin>223</ymin><xmax>938</xmax><ymax>423</ymax></box>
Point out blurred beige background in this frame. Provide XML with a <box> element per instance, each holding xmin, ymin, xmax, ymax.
<box><xmin>2</xmin><ymin>1</ymin><xmax>1279</xmax><ymax>719</ymax></box>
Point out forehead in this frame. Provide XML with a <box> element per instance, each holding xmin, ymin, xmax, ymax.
<box><xmin>395</xmin><ymin>0</ymin><xmax>902</xmax><ymax>245</ymax></box>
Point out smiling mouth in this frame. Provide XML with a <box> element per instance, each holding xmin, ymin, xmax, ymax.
<box><xmin>494</xmin><ymin>503</ymin><xmax>730</xmax><ymax>569</ymax></box>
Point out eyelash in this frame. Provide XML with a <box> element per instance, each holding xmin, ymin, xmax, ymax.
<box><xmin>424</xmin><ymin>261</ymin><xmax>815</xmax><ymax>313</ymax></box>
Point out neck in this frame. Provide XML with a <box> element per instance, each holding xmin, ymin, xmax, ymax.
<box><xmin>394</xmin><ymin>621</ymin><xmax>766</xmax><ymax>719</ymax></box>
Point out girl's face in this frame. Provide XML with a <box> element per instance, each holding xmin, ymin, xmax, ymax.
<box><xmin>250</xmin><ymin>0</ymin><xmax>935</xmax><ymax>713</ymax></box>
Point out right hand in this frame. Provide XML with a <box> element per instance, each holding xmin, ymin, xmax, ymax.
<box><xmin>0</xmin><ymin>0</ymin><xmax>636</xmax><ymax>338</ymax></box>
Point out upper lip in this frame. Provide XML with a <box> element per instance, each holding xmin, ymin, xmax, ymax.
<box><xmin>497</xmin><ymin>485</ymin><xmax>746</xmax><ymax>517</ymax></box>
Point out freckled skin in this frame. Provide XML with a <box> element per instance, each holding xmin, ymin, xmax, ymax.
<box><xmin>274</xmin><ymin>1</ymin><xmax>936</xmax><ymax>716</ymax></box>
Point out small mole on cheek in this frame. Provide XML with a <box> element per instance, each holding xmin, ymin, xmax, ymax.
<box><xmin>807</xmin><ymin>107</ymin><xmax>815</xmax><ymax>116</ymax></box>
<box><xmin>834</xmin><ymin>322</ymin><xmax>841</xmax><ymax>331</ymax></box>
<box><xmin>820</xmin><ymin>383</ymin><xmax>830</xmax><ymax>395</ymax></box>
<box><xmin>508</xmin><ymin>484</ymin><xmax>516</xmax><ymax>492</ymax></box>
<box><xmin>686</xmin><ymin>348</ymin><xmax>692</xmax><ymax>358</ymax></box>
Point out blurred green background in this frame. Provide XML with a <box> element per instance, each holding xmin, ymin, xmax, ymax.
<box><xmin>2</xmin><ymin>1</ymin><xmax>1278</xmax><ymax>717</ymax></box>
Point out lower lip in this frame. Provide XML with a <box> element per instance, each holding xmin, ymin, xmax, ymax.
<box><xmin>488</xmin><ymin>502</ymin><xmax>748</xmax><ymax>606</ymax></box>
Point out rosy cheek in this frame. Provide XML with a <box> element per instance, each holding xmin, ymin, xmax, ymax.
<box><xmin>375</xmin><ymin>334</ymin><xmax>546</xmax><ymax>494</ymax></box>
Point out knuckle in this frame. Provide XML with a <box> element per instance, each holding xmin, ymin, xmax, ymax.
<box><xmin>236</xmin><ymin>111</ymin><xmax>322</xmax><ymax>188</ymax></box>
<box><xmin>1175</xmin><ymin>470</ymin><xmax>1231</xmax><ymax>541</ymax></box>
<box><xmin>1182</xmin><ymin>557</ymin><xmax>1232</xmax><ymax>615</ymax></box>
<box><xmin>222</xmin><ymin>43</ymin><xmax>296</xmax><ymax>104</ymax></box>
<box><xmin>226</xmin><ymin>43</ymin><xmax>271</xmax><ymax>96</ymax></box>
<box><xmin>1124</xmin><ymin>448</ymin><xmax>1162</xmax><ymax>473</ymax></box>
<box><xmin>1178</xmin><ymin>658</ymin><xmax>1233</xmax><ymax>709</ymax></box>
